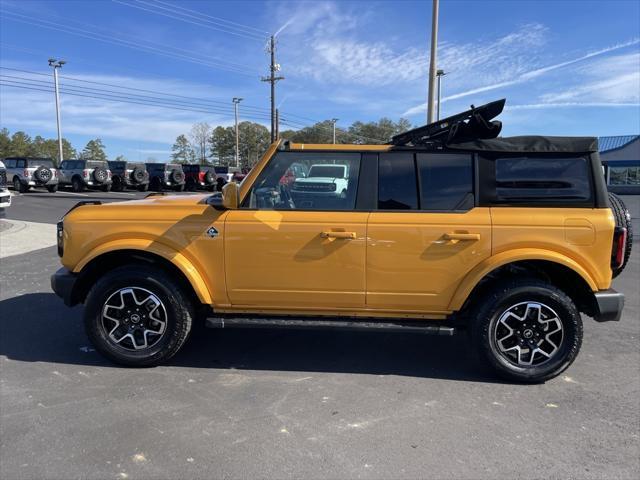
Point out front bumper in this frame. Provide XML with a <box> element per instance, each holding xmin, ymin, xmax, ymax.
<box><xmin>593</xmin><ymin>289</ymin><xmax>625</xmax><ymax>322</ymax></box>
<box><xmin>0</xmin><ymin>191</ymin><xmax>11</xmax><ymax>208</ymax></box>
<box><xmin>51</xmin><ymin>268</ymin><xmax>79</xmax><ymax>307</ymax></box>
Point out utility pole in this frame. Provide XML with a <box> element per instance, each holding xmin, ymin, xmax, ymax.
<box><xmin>232</xmin><ymin>97</ymin><xmax>242</xmax><ymax>168</ymax></box>
<box><xmin>426</xmin><ymin>0</ymin><xmax>439</xmax><ymax>124</ymax></box>
<box><xmin>436</xmin><ymin>69</ymin><xmax>446</xmax><ymax>120</ymax></box>
<box><xmin>48</xmin><ymin>58</ymin><xmax>66</xmax><ymax>165</ymax></box>
<box><xmin>275</xmin><ymin>109</ymin><xmax>280</xmax><ymax>140</ymax></box>
<box><xmin>261</xmin><ymin>35</ymin><xmax>284</xmax><ymax>143</ymax></box>
<box><xmin>331</xmin><ymin>118</ymin><xmax>339</xmax><ymax>144</ymax></box>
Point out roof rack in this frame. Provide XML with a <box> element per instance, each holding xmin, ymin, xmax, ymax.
<box><xmin>391</xmin><ymin>99</ymin><xmax>506</xmax><ymax>147</ymax></box>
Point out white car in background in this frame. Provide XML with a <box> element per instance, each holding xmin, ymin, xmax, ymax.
<box><xmin>0</xmin><ymin>160</ymin><xmax>11</xmax><ymax>216</ymax></box>
<box><xmin>291</xmin><ymin>164</ymin><xmax>349</xmax><ymax>197</ymax></box>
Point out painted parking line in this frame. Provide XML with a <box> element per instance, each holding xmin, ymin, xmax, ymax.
<box><xmin>54</xmin><ymin>191</ymin><xmax>90</xmax><ymax>197</ymax></box>
<box><xmin>106</xmin><ymin>191</ymin><xmax>137</xmax><ymax>196</ymax></box>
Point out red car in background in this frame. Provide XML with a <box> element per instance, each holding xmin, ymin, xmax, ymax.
<box><xmin>182</xmin><ymin>164</ymin><xmax>217</xmax><ymax>191</ymax></box>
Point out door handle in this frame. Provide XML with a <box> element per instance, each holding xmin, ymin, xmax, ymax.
<box><xmin>443</xmin><ymin>233</ymin><xmax>480</xmax><ymax>241</ymax></box>
<box><xmin>321</xmin><ymin>231</ymin><xmax>357</xmax><ymax>240</ymax></box>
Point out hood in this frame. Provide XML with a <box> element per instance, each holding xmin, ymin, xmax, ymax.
<box><xmin>64</xmin><ymin>194</ymin><xmax>214</xmax><ymax>222</ymax></box>
<box><xmin>295</xmin><ymin>177</ymin><xmax>340</xmax><ymax>183</ymax></box>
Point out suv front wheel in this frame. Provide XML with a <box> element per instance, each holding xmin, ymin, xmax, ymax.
<box><xmin>471</xmin><ymin>279</ymin><xmax>583</xmax><ymax>383</ymax></box>
<box><xmin>84</xmin><ymin>265</ymin><xmax>194</xmax><ymax>367</ymax></box>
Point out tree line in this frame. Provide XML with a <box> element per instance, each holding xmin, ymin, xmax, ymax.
<box><xmin>171</xmin><ymin>117</ymin><xmax>412</xmax><ymax>168</ymax></box>
<box><xmin>0</xmin><ymin>116</ymin><xmax>413</xmax><ymax>168</ymax></box>
<box><xmin>0</xmin><ymin>128</ymin><xmax>113</xmax><ymax>165</ymax></box>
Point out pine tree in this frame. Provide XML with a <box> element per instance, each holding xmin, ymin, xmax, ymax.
<box><xmin>171</xmin><ymin>134</ymin><xmax>195</xmax><ymax>163</ymax></box>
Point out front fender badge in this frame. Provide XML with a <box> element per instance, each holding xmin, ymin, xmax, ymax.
<box><xmin>206</xmin><ymin>227</ymin><xmax>219</xmax><ymax>238</ymax></box>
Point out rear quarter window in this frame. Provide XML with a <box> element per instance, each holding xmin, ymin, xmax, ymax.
<box><xmin>494</xmin><ymin>156</ymin><xmax>591</xmax><ymax>203</ymax></box>
<box><xmin>417</xmin><ymin>153</ymin><xmax>474</xmax><ymax>211</ymax></box>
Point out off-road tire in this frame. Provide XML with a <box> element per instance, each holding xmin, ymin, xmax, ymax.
<box><xmin>609</xmin><ymin>192</ymin><xmax>633</xmax><ymax>278</ymax></box>
<box><xmin>13</xmin><ymin>177</ymin><xmax>27</xmax><ymax>193</ymax></box>
<box><xmin>174</xmin><ymin>184</ymin><xmax>185</xmax><ymax>192</ymax></box>
<box><xmin>34</xmin><ymin>167</ymin><xmax>53</xmax><ymax>183</ymax></box>
<box><xmin>84</xmin><ymin>265</ymin><xmax>194</xmax><ymax>367</ymax></box>
<box><xmin>72</xmin><ymin>176</ymin><xmax>85</xmax><ymax>192</ymax></box>
<box><xmin>46</xmin><ymin>184</ymin><xmax>58</xmax><ymax>193</ymax></box>
<box><xmin>138</xmin><ymin>183</ymin><xmax>149</xmax><ymax>192</ymax></box>
<box><xmin>93</xmin><ymin>167</ymin><xmax>108</xmax><ymax>184</ymax></box>
<box><xmin>471</xmin><ymin>278</ymin><xmax>582</xmax><ymax>383</ymax></box>
<box><xmin>101</xmin><ymin>184</ymin><xmax>111</xmax><ymax>192</ymax></box>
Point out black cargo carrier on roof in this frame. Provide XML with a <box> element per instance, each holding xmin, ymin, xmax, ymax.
<box><xmin>391</xmin><ymin>99</ymin><xmax>599</xmax><ymax>154</ymax></box>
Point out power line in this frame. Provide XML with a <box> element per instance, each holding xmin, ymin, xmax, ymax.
<box><xmin>0</xmin><ymin>11</ymin><xmax>258</xmax><ymax>76</ymax></box>
<box><xmin>0</xmin><ymin>66</ymin><xmax>272</xmax><ymax>114</ymax></box>
<box><xmin>151</xmin><ymin>0</ymin><xmax>269</xmax><ymax>35</ymax></box>
<box><xmin>0</xmin><ymin>81</ymin><xmax>272</xmax><ymax>121</ymax></box>
<box><xmin>113</xmin><ymin>0</ymin><xmax>268</xmax><ymax>41</ymax></box>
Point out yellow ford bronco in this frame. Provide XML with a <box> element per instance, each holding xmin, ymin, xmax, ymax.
<box><xmin>51</xmin><ymin>100</ymin><xmax>632</xmax><ymax>382</ymax></box>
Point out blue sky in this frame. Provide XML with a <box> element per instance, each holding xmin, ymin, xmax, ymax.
<box><xmin>1</xmin><ymin>0</ymin><xmax>639</xmax><ymax>160</ymax></box>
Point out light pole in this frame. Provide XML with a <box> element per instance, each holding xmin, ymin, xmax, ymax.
<box><xmin>426</xmin><ymin>0</ymin><xmax>439</xmax><ymax>124</ymax></box>
<box><xmin>232</xmin><ymin>97</ymin><xmax>243</xmax><ymax>168</ymax></box>
<box><xmin>331</xmin><ymin>118</ymin><xmax>339</xmax><ymax>144</ymax></box>
<box><xmin>48</xmin><ymin>58</ymin><xmax>66</xmax><ymax>164</ymax></box>
<box><xmin>436</xmin><ymin>69</ymin><xmax>446</xmax><ymax>120</ymax></box>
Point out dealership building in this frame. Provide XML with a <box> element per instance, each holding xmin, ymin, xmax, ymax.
<box><xmin>599</xmin><ymin>135</ymin><xmax>640</xmax><ymax>194</ymax></box>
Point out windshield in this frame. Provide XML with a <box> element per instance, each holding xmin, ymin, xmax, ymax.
<box><xmin>308</xmin><ymin>165</ymin><xmax>346</xmax><ymax>178</ymax></box>
<box><xmin>28</xmin><ymin>159</ymin><xmax>55</xmax><ymax>168</ymax></box>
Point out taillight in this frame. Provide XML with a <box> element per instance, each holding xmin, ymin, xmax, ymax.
<box><xmin>57</xmin><ymin>221</ymin><xmax>64</xmax><ymax>257</ymax></box>
<box><xmin>83</xmin><ymin>169</ymin><xmax>90</xmax><ymax>178</ymax></box>
<box><xmin>612</xmin><ymin>226</ymin><xmax>627</xmax><ymax>270</ymax></box>
<box><xmin>24</xmin><ymin>168</ymin><xmax>29</xmax><ymax>177</ymax></box>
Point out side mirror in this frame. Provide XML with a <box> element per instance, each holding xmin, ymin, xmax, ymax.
<box><xmin>210</xmin><ymin>181</ymin><xmax>239</xmax><ymax>210</ymax></box>
<box><xmin>223</xmin><ymin>181</ymin><xmax>239</xmax><ymax>209</ymax></box>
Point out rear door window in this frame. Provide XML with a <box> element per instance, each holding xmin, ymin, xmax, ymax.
<box><xmin>495</xmin><ymin>157</ymin><xmax>591</xmax><ymax>203</ymax></box>
<box><xmin>378</xmin><ymin>153</ymin><xmax>418</xmax><ymax>210</ymax></box>
<box><xmin>417</xmin><ymin>154</ymin><xmax>474</xmax><ymax>211</ymax></box>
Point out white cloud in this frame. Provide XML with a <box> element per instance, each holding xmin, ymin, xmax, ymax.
<box><xmin>403</xmin><ymin>38</ymin><xmax>640</xmax><ymax>116</ymax></box>
<box><xmin>540</xmin><ymin>53</ymin><xmax>640</xmax><ymax>104</ymax></box>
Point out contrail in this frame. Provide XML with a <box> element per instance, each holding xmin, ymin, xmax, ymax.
<box><xmin>506</xmin><ymin>102</ymin><xmax>640</xmax><ymax>110</ymax></box>
<box><xmin>274</xmin><ymin>18</ymin><xmax>294</xmax><ymax>37</ymax></box>
<box><xmin>403</xmin><ymin>38</ymin><xmax>640</xmax><ymax>116</ymax></box>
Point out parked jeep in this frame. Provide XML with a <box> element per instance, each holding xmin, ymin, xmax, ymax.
<box><xmin>51</xmin><ymin>100</ymin><xmax>632</xmax><ymax>382</ymax></box>
<box><xmin>59</xmin><ymin>159</ymin><xmax>112</xmax><ymax>192</ymax></box>
<box><xmin>4</xmin><ymin>157</ymin><xmax>59</xmax><ymax>193</ymax></box>
<box><xmin>146</xmin><ymin>163</ymin><xmax>186</xmax><ymax>192</ymax></box>
<box><xmin>0</xmin><ymin>160</ymin><xmax>10</xmax><ymax>216</ymax></box>
<box><xmin>108</xmin><ymin>161</ymin><xmax>149</xmax><ymax>192</ymax></box>
<box><xmin>182</xmin><ymin>164</ymin><xmax>217</xmax><ymax>191</ymax></box>
<box><xmin>291</xmin><ymin>164</ymin><xmax>349</xmax><ymax>202</ymax></box>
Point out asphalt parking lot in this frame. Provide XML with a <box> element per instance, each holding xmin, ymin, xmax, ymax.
<box><xmin>1</xmin><ymin>190</ymin><xmax>639</xmax><ymax>480</ymax></box>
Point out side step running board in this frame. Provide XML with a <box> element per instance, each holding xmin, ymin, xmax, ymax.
<box><xmin>205</xmin><ymin>317</ymin><xmax>455</xmax><ymax>336</ymax></box>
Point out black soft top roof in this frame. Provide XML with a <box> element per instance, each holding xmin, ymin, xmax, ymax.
<box><xmin>391</xmin><ymin>99</ymin><xmax>598</xmax><ymax>154</ymax></box>
<box><xmin>445</xmin><ymin>135</ymin><xmax>598</xmax><ymax>154</ymax></box>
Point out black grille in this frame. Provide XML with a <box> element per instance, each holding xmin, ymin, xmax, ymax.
<box><xmin>0</xmin><ymin>170</ymin><xmax>6</xmax><ymax>188</ymax></box>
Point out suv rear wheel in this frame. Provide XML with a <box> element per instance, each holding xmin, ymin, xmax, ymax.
<box><xmin>13</xmin><ymin>177</ymin><xmax>27</xmax><ymax>193</ymax></box>
<box><xmin>72</xmin><ymin>176</ymin><xmax>85</xmax><ymax>192</ymax></box>
<box><xmin>471</xmin><ymin>279</ymin><xmax>582</xmax><ymax>383</ymax></box>
<box><xmin>84</xmin><ymin>265</ymin><xmax>194</xmax><ymax>367</ymax></box>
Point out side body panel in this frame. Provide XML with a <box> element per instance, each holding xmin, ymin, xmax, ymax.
<box><xmin>366</xmin><ymin>208</ymin><xmax>492</xmax><ymax>312</ymax></box>
<box><xmin>63</xmin><ymin>197</ymin><xmax>228</xmax><ymax>305</ymax></box>
<box><xmin>490</xmin><ymin>207</ymin><xmax>615</xmax><ymax>290</ymax></box>
<box><xmin>224</xmin><ymin>210</ymin><xmax>368</xmax><ymax>309</ymax></box>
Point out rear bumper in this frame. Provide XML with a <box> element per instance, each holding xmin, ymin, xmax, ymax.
<box><xmin>51</xmin><ymin>268</ymin><xmax>79</xmax><ymax>307</ymax></box>
<box><xmin>593</xmin><ymin>289</ymin><xmax>625</xmax><ymax>322</ymax></box>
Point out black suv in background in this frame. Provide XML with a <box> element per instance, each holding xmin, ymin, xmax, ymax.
<box><xmin>108</xmin><ymin>161</ymin><xmax>150</xmax><ymax>192</ymax></box>
<box><xmin>59</xmin><ymin>159</ymin><xmax>112</xmax><ymax>192</ymax></box>
<box><xmin>182</xmin><ymin>164</ymin><xmax>217</xmax><ymax>191</ymax></box>
<box><xmin>146</xmin><ymin>163</ymin><xmax>186</xmax><ymax>192</ymax></box>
